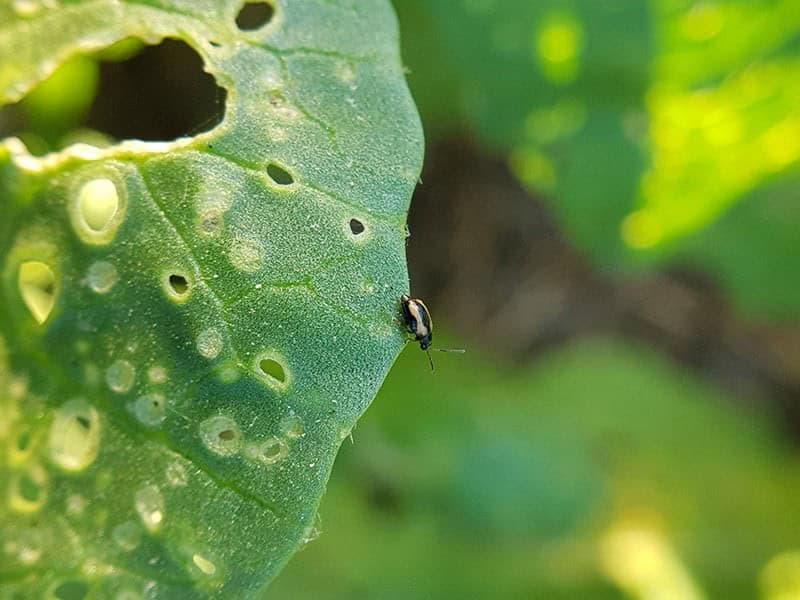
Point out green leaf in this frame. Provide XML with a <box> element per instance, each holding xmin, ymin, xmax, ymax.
<box><xmin>0</xmin><ymin>1</ymin><xmax>422</xmax><ymax>597</ymax></box>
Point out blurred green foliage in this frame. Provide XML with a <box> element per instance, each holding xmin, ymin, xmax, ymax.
<box><xmin>3</xmin><ymin>2</ymin><xmax>800</xmax><ymax>598</ymax></box>
<box><xmin>396</xmin><ymin>0</ymin><xmax>800</xmax><ymax>318</ymax></box>
<box><xmin>17</xmin><ymin>56</ymin><xmax>98</xmax><ymax>149</ymax></box>
<box><xmin>271</xmin><ymin>339</ymin><xmax>800</xmax><ymax>599</ymax></box>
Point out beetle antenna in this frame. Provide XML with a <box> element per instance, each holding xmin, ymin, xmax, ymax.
<box><xmin>432</xmin><ymin>348</ymin><xmax>466</xmax><ymax>353</ymax></box>
<box><xmin>425</xmin><ymin>349</ymin><xmax>435</xmax><ymax>372</ymax></box>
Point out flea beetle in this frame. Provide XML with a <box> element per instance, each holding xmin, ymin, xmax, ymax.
<box><xmin>400</xmin><ymin>294</ymin><xmax>464</xmax><ymax>371</ymax></box>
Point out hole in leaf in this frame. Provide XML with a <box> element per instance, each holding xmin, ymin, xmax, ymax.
<box><xmin>52</xmin><ymin>580</ymin><xmax>88</xmax><ymax>600</ymax></box>
<box><xmin>236</xmin><ymin>2</ymin><xmax>275</xmax><ymax>30</ymax></box>
<box><xmin>18</xmin><ymin>473</ymin><xmax>42</xmax><ymax>503</ymax></box>
<box><xmin>266</xmin><ymin>163</ymin><xmax>294</xmax><ymax>186</ymax></box>
<box><xmin>78</xmin><ymin>178</ymin><xmax>118</xmax><ymax>232</ymax></box>
<box><xmin>18</xmin><ymin>261</ymin><xmax>56</xmax><ymax>324</ymax></box>
<box><xmin>88</xmin><ymin>39</ymin><xmax>226</xmax><ymax>141</ymax></box>
<box><xmin>259</xmin><ymin>358</ymin><xmax>286</xmax><ymax>383</ymax></box>
<box><xmin>167</xmin><ymin>274</ymin><xmax>190</xmax><ymax>298</ymax></box>
<box><xmin>349</xmin><ymin>218</ymin><xmax>365</xmax><ymax>235</ymax></box>
<box><xmin>0</xmin><ymin>39</ymin><xmax>226</xmax><ymax>151</ymax></box>
<box><xmin>218</xmin><ymin>429</ymin><xmax>236</xmax><ymax>441</ymax></box>
<box><xmin>68</xmin><ymin>174</ymin><xmax>126</xmax><ymax>245</ymax></box>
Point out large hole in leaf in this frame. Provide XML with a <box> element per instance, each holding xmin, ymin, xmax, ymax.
<box><xmin>0</xmin><ymin>38</ymin><xmax>226</xmax><ymax>152</ymax></box>
<box><xmin>88</xmin><ymin>39</ymin><xmax>226</xmax><ymax>141</ymax></box>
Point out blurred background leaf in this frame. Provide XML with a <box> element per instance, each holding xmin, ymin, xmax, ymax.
<box><xmin>396</xmin><ymin>0</ymin><xmax>800</xmax><ymax>317</ymax></box>
<box><xmin>271</xmin><ymin>339</ymin><xmax>800</xmax><ymax>600</ymax></box>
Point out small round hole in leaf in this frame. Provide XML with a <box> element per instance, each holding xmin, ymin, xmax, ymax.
<box><xmin>169</xmin><ymin>275</ymin><xmax>188</xmax><ymax>294</ymax></box>
<box><xmin>236</xmin><ymin>2</ymin><xmax>275</xmax><ymax>30</ymax></box>
<box><xmin>254</xmin><ymin>352</ymin><xmax>291</xmax><ymax>390</ymax></box>
<box><xmin>164</xmin><ymin>273</ymin><xmax>191</xmax><ymax>300</ymax></box>
<box><xmin>259</xmin><ymin>358</ymin><xmax>286</xmax><ymax>383</ymax></box>
<box><xmin>266</xmin><ymin>163</ymin><xmax>294</xmax><ymax>186</ymax></box>
<box><xmin>349</xmin><ymin>218</ymin><xmax>365</xmax><ymax>235</ymax></box>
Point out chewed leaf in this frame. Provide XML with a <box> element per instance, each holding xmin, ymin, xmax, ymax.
<box><xmin>0</xmin><ymin>0</ymin><xmax>422</xmax><ymax>597</ymax></box>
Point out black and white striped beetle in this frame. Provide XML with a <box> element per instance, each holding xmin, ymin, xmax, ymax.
<box><xmin>400</xmin><ymin>294</ymin><xmax>464</xmax><ymax>371</ymax></box>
